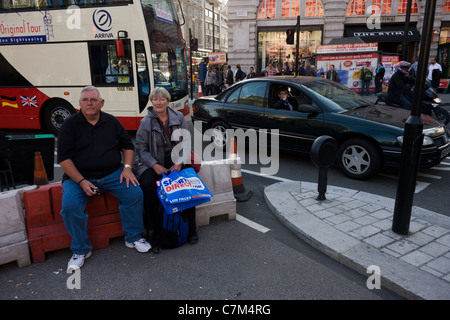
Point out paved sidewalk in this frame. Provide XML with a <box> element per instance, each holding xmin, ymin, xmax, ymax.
<box><xmin>264</xmin><ymin>181</ymin><xmax>450</xmax><ymax>300</ymax></box>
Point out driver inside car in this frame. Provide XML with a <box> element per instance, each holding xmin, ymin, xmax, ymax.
<box><xmin>273</xmin><ymin>87</ymin><xmax>296</xmax><ymax>111</ymax></box>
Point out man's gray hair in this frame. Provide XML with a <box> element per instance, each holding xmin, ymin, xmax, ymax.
<box><xmin>80</xmin><ymin>86</ymin><xmax>103</xmax><ymax>100</ymax></box>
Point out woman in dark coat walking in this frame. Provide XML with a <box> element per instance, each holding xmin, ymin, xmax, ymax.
<box><xmin>375</xmin><ymin>62</ymin><xmax>385</xmax><ymax>94</ymax></box>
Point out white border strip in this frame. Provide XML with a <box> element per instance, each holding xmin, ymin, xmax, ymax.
<box><xmin>240</xmin><ymin>169</ymin><xmax>294</xmax><ymax>182</ymax></box>
<box><xmin>236</xmin><ymin>214</ymin><xmax>271</xmax><ymax>234</ymax></box>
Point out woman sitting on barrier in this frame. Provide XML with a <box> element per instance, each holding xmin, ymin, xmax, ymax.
<box><xmin>133</xmin><ymin>87</ymin><xmax>199</xmax><ymax>245</ymax></box>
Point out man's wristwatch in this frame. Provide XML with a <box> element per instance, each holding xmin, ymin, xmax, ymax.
<box><xmin>124</xmin><ymin>164</ymin><xmax>132</xmax><ymax>169</ymax></box>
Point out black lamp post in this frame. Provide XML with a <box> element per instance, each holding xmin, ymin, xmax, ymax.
<box><xmin>401</xmin><ymin>0</ymin><xmax>413</xmax><ymax>60</ymax></box>
<box><xmin>392</xmin><ymin>0</ymin><xmax>438</xmax><ymax>235</ymax></box>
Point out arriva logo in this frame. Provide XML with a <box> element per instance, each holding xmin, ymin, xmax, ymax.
<box><xmin>93</xmin><ymin>9</ymin><xmax>112</xmax><ymax>32</ymax></box>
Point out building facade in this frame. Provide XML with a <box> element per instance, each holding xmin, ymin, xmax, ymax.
<box><xmin>226</xmin><ymin>0</ymin><xmax>450</xmax><ymax>76</ymax></box>
<box><xmin>176</xmin><ymin>0</ymin><xmax>229</xmax><ymax>65</ymax></box>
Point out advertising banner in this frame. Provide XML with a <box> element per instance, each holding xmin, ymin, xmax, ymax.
<box><xmin>208</xmin><ymin>52</ymin><xmax>227</xmax><ymax>64</ymax></box>
<box><xmin>380</xmin><ymin>55</ymin><xmax>400</xmax><ymax>92</ymax></box>
<box><xmin>316</xmin><ymin>53</ymin><xmax>379</xmax><ymax>93</ymax></box>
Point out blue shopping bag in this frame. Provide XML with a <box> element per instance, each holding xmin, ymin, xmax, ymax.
<box><xmin>157</xmin><ymin>168</ymin><xmax>213</xmax><ymax>213</ymax></box>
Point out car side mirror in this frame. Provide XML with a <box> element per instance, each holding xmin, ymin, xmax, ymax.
<box><xmin>298</xmin><ymin>104</ymin><xmax>318</xmax><ymax>114</ymax></box>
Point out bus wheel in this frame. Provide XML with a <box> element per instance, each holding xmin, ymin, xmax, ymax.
<box><xmin>43</xmin><ymin>100</ymin><xmax>75</xmax><ymax>136</ymax></box>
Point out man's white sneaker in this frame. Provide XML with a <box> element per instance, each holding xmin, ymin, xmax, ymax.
<box><xmin>67</xmin><ymin>251</ymin><xmax>92</xmax><ymax>270</ymax></box>
<box><xmin>125</xmin><ymin>238</ymin><xmax>151</xmax><ymax>253</ymax></box>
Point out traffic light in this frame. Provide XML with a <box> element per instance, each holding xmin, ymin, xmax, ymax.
<box><xmin>190</xmin><ymin>38</ymin><xmax>198</xmax><ymax>51</ymax></box>
<box><xmin>286</xmin><ymin>29</ymin><xmax>295</xmax><ymax>45</ymax></box>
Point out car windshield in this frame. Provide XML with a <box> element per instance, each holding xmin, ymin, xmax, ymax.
<box><xmin>302</xmin><ymin>80</ymin><xmax>371</xmax><ymax>112</ymax></box>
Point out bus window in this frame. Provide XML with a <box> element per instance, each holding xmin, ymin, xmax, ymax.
<box><xmin>135</xmin><ymin>40</ymin><xmax>149</xmax><ymax>113</ymax></box>
<box><xmin>142</xmin><ymin>0</ymin><xmax>188</xmax><ymax>102</ymax></box>
<box><xmin>88</xmin><ymin>40</ymin><xmax>133</xmax><ymax>86</ymax></box>
<box><xmin>1</xmin><ymin>0</ymin><xmax>51</xmax><ymax>10</ymax></box>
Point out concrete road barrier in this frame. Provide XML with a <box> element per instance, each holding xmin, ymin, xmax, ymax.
<box><xmin>0</xmin><ymin>186</ymin><xmax>36</xmax><ymax>268</ymax></box>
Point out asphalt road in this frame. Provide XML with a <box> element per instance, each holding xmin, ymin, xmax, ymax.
<box><xmin>0</xmin><ymin>133</ymin><xmax>404</xmax><ymax>302</ymax></box>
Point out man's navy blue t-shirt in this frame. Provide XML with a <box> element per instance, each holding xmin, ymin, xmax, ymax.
<box><xmin>57</xmin><ymin>111</ymin><xmax>134</xmax><ymax>181</ymax></box>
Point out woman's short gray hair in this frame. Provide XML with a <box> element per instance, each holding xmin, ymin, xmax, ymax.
<box><xmin>149</xmin><ymin>87</ymin><xmax>171</xmax><ymax>102</ymax></box>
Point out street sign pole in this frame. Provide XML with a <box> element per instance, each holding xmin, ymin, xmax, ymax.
<box><xmin>401</xmin><ymin>0</ymin><xmax>412</xmax><ymax>61</ymax></box>
<box><xmin>189</xmin><ymin>28</ymin><xmax>193</xmax><ymax>100</ymax></box>
<box><xmin>295</xmin><ymin>15</ymin><xmax>300</xmax><ymax>76</ymax></box>
<box><xmin>392</xmin><ymin>0</ymin><xmax>437</xmax><ymax>235</ymax></box>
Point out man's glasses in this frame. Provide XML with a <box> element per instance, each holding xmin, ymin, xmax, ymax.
<box><xmin>80</xmin><ymin>98</ymin><xmax>100</xmax><ymax>103</ymax></box>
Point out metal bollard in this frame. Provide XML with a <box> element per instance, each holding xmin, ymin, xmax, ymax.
<box><xmin>310</xmin><ymin>136</ymin><xmax>337</xmax><ymax>200</ymax></box>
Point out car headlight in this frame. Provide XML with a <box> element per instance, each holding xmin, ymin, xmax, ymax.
<box><xmin>397</xmin><ymin>135</ymin><xmax>434</xmax><ymax>146</ymax></box>
<box><xmin>433</xmin><ymin>97</ymin><xmax>441</xmax><ymax>103</ymax></box>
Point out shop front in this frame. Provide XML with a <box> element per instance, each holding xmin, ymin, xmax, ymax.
<box><xmin>257</xmin><ymin>27</ymin><xmax>322</xmax><ymax>76</ymax></box>
<box><xmin>345</xmin><ymin>24</ymin><xmax>420</xmax><ymax>61</ymax></box>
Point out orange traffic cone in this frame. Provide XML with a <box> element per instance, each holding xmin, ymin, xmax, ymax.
<box><xmin>229</xmin><ymin>138</ymin><xmax>252</xmax><ymax>202</ymax></box>
<box><xmin>33</xmin><ymin>151</ymin><xmax>48</xmax><ymax>186</ymax></box>
<box><xmin>198</xmin><ymin>81</ymin><xmax>203</xmax><ymax>98</ymax></box>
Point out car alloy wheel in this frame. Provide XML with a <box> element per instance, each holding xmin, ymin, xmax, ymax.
<box><xmin>337</xmin><ymin>138</ymin><xmax>381</xmax><ymax>180</ymax></box>
<box><xmin>210</xmin><ymin>121</ymin><xmax>230</xmax><ymax>149</ymax></box>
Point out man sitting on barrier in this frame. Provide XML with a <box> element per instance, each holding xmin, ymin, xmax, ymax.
<box><xmin>57</xmin><ymin>85</ymin><xmax>151</xmax><ymax>271</ymax></box>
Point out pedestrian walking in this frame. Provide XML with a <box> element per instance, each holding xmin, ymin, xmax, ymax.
<box><xmin>247</xmin><ymin>66</ymin><xmax>257</xmax><ymax>79</ymax></box>
<box><xmin>360</xmin><ymin>61</ymin><xmax>374</xmax><ymax>96</ymax></box>
<box><xmin>409</xmin><ymin>59</ymin><xmax>418</xmax><ymax>78</ymax></box>
<box><xmin>225</xmin><ymin>65</ymin><xmax>234</xmax><ymax>88</ymax></box>
<box><xmin>427</xmin><ymin>57</ymin><xmax>442</xmax><ymax>91</ymax></box>
<box><xmin>304</xmin><ymin>63</ymin><xmax>316</xmax><ymax>77</ymax></box>
<box><xmin>198</xmin><ymin>58</ymin><xmax>208</xmax><ymax>94</ymax></box>
<box><xmin>298</xmin><ymin>62</ymin><xmax>305</xmax><ymax>76</ymax></box>
<box><xmin>375</xmin><ymin>62</ymin><xmax>385</xmax><ymax>94</ymax></box>
<box><xmin>214</xmin><ymin>66</ymin><xmax>224</xmax><ymax>94</ymax></box>
<box><xmin>235</xmin><ymin>64</ymin><xmax>246</xmax><ymax>82</ymax></box>
<box><xmin>267</xmin><ymin>63</ymin><xmax>277</xmax><ymax>76</ymax></box>
<box><xmin>205</xmin><ymin>66</ymin><xmax>216</xmax><ymax>96</ymax></box>
<box><xmin>326</xmin><ymin>64</ymin><xmax>339</xmax><ymax>82</ymax></box>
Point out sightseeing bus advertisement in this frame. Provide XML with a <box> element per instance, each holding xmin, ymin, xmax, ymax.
<box><xmin>0</xmin><ymin>20</ymin><xmax>47</xmax><ymax>44</ymax></box>
<box><xmin>316</xmin><ymin>53</ymin><xmax>378</xmax><ymax>93</ymax></box>
<box><xmin>0</xmin><ymin>0</ymin><xmax>189</xmax><ymax>135</ymax></box>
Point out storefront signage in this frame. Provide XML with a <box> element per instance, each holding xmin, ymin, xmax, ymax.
<box><xmin>316</xmin><ymin>43</ymin><xmax>378</xmax><ymax>54</ymax></box>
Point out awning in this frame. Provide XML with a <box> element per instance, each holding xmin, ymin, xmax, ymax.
<box><xmin>327</xmin><ymin>37</ymin><xmax>365</xmax><ymax>45</ymax></box>
<box><xmin>345</xmin><ymin>25</ymin><xmax>421</xmax><ymax>43</ymax></box>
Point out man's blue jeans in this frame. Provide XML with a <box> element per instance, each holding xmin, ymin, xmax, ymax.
<box><xmin>60</xmin><ymin>167</ymin><xmax>144</xmax><ymax>255</ymax></box>
<box><xmin>361</xmin><ymin>80</ymin><xmax>371</xmax><ymax>95</ymax></box>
